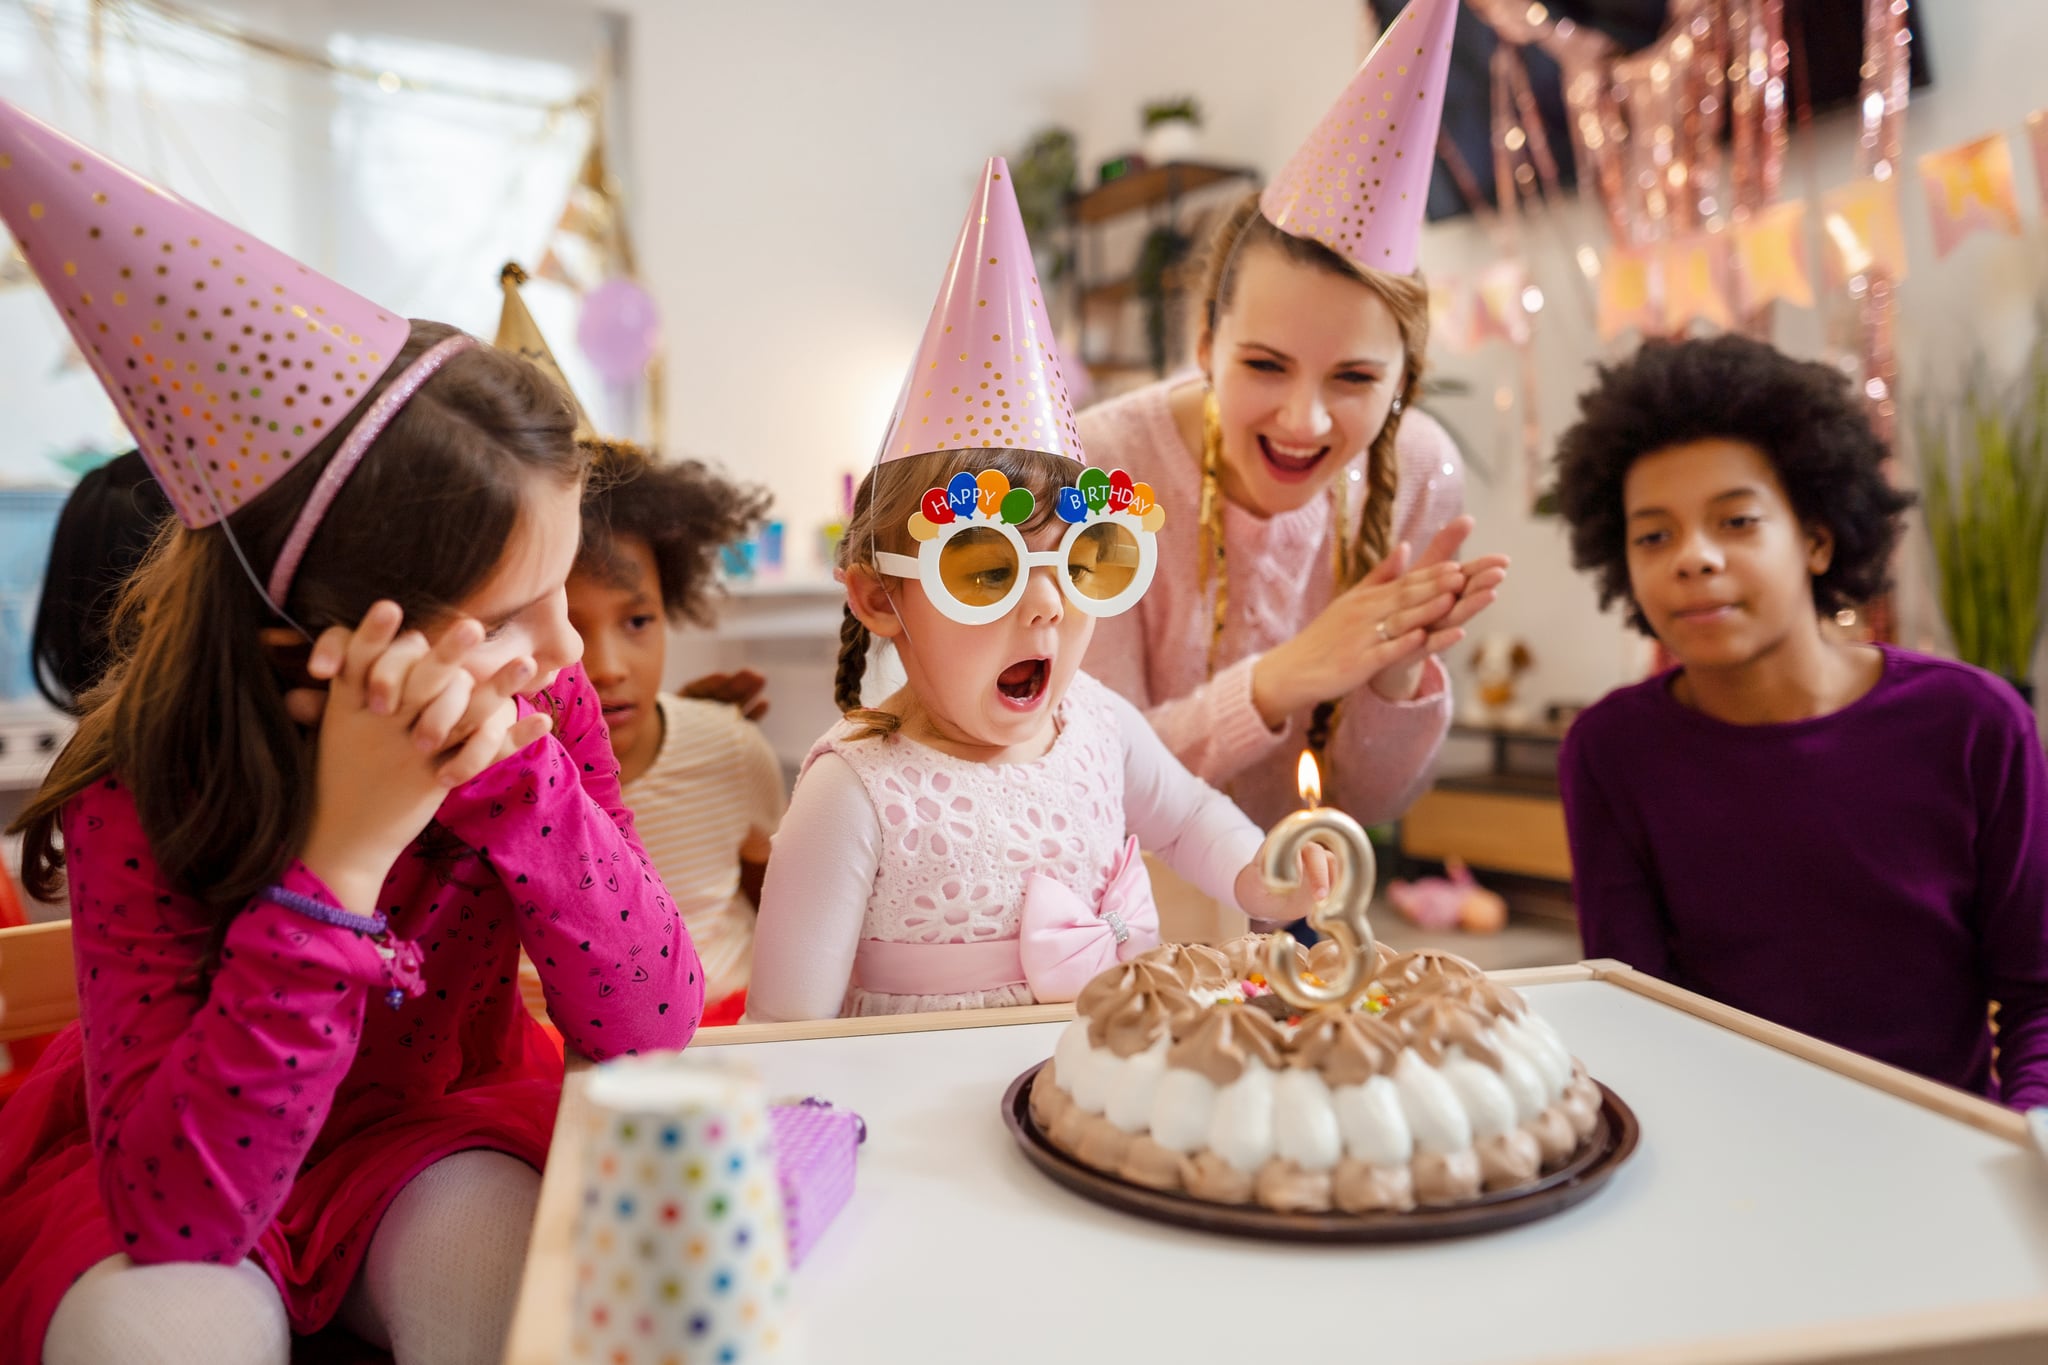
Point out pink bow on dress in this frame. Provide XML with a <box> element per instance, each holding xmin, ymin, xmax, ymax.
<box><xmin>1018</xmin><ymin>835</ymin><xmax>1161</xmax><ymax>1003</ymax></box>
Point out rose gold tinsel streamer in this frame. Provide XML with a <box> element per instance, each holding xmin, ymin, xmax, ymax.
<box><xmin>1463</xmin><ymin>0</ymin><xmax>1790</xmax><ymax>253</ymax></box>
<box><xmin>1456</xmin><ymin>0</ymin><xmax>1803</xmax><ymax>506</ymax></box>
<box><xmin>1729</xmin><ymin>1</ymin><xmax>1791</xmax><ymax>213</ymax></box>
<box><xmin>1463</xmin><ymin>1</ymin><xmax>1628</xmax><ymax>243</ymax></box>
<box><xmin>1429</xmin><ymin>126</ymin><xmax>1539</xmax><ymax>500</ymax></box>
<box><xmin>1728</xmin><ymin>0</ymin><xmax>1790</xmax><ymax>336</ymax></box>
<box><xmin>1608</xmin><ymin>0</ymin><xmax>1724</xmax><ymax>239</ymax></box>
<box><xmin>1852</xmin><ymin>0</ymin><xmax>1910</xmax><ymax>444</ymax></box>
<box><xmin>1851</xmin><ymin>0</ymin><xmax>1912</xmax><ymax>644</ymax></box>
<box><xmin>1483</xmin><ymin>41</ymin><xmax>1551</xmax><ymax>510</ymax></box>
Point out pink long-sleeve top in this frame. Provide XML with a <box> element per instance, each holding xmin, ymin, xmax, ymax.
<box><xmin>1078</xmin><ymin>377</ymin><xmax>1466</xmax><ymax>827</ymax></box>
<box><xmin>747</xmin><ymin>673</ymin><xmax>1266</xmax><ymax>1022</ymax></box>
<box><xmin>0</xmin><ymin>663</ymin><xmax>701</xmax><ymax>1354</ymax></box>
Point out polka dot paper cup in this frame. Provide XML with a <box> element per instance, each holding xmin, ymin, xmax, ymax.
<box><xmin>570</xmin><ymin>1054</ymin><xmax>795</xmax><ymax>1364</ymax></box>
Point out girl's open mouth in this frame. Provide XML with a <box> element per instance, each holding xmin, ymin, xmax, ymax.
<box><xmin>995</xmin><ymin>657</ymin><xmax>1050</xmax><ymax>710</ymax></box>
<box><xmin>1258</xmin><ymin>434</ymin><xmax>1330</xmax><ymax>482</ymax></box>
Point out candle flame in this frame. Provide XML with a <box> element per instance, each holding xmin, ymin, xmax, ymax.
<box><xmin>1297</xmin><ymin>750</ymin><xmax>1322</xmax><ymax>808</ymax></box>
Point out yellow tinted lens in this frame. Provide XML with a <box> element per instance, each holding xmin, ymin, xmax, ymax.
<box><xmin>937</xmin><ymin>526</ymin><xmax>1021</xmax><ymax>607</ymax></box>
<box><xmin>1066</xmin><ymin>522</ymin><xmax>1141</xmax><ymax>602</ymax></box>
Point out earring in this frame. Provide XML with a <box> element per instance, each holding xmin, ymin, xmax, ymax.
<box><xmin>1389</xmin><ymin>395</ymin><xmax>1405</xmax><ymax>415</ymax></box>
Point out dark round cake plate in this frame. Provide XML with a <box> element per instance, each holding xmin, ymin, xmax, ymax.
<box><xmin>1000</xmin><ymin>1060</ymin><xmax>1639</xmax><ymax>1242</ymax></box>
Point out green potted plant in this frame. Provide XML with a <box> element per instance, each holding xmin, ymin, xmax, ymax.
<box><xmin>1011</xmin><ymin>126</ymin><xmax>1077</xmax><ymax>283</ymax></box>
<box><xmin>1132</xmin><ymin>224</ymin><xmax>1193</xmax><ymax>374</ymax></box>
<box><xmin>1141</xmin><ymin>96</ymin><xmax>1203</xmax><ymax>165</ymax></box>
<box><xmin>1918</xmin><ymin>318</ymin><xmax>2048</xmax><ymax>702</ymax></box>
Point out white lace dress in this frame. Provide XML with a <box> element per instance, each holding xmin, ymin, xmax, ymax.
<box><xmin>748</xmin><ymin>672</ymin><xmax>1265</xmax><ymax>1019</ymax></box>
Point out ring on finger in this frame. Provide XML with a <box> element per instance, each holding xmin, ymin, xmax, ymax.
<box><xmin>1375</xmin><ymin>618</ymin><xmax>1393</xmax><ymax>643</ymax></box>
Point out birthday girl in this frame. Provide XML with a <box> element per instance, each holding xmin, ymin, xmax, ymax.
<box><xmin>747</xmin><ymin>159</ymin><xmax>1331</xmax><ymax>1022</ymax></box>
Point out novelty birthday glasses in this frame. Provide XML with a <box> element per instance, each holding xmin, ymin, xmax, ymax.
<box><xmin>874</xmin><ymin>466</ymin><xmax>1166</xmax><ymax>626</ymax></box>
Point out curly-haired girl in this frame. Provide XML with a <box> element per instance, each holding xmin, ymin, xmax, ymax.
<box><xmin>567</xmin><ymin>439</ymin><xmax>779</xmax><ymax>1024</ymax></box>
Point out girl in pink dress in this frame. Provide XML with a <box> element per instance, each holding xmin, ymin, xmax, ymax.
<box><xmin>1082</xmin><ymin>0</ymin><xmax>1509</xmax><ymax>829</ymax></box>
<box><xmin>747</xmin><ymin>160</ymin><xmax>1330</xmax><ymax>1022</ymax></box>
<box><xmin>0</xmin><ymin>102</ymin><xmax>700</xmax><ymax>1365</ymax></box>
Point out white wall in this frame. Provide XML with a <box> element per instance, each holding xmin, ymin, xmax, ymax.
<box><xmin>616</xmin><ymin>0</ymin><xmax>1091</xmax><ymax>576</ymax></box>
<box><xmin>1063</xmin><ymin>0</ymin><xmax>1363</xmax><ymax>179</ymax></box>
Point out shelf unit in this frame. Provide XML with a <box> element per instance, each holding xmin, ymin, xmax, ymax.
<box><xmin>1063</xmin><ymin>161</ymin><xmax>1258</xmax><ymax>395</ymax></box>
<box><xmin>1067</xmin><ymin>161</ymin><xmax>1254</xmax><ymax>225</ymax></box>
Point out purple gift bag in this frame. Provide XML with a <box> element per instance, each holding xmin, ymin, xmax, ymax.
<box><xmin>767</xmin><ymin>1098</ymin><xmax>865</xmax><ymax>1267</ymax></box>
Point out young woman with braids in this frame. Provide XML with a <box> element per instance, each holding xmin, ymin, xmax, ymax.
<box><xmin>1080</xmin><ymin>0</ymin><xmax>1509</xmax><ymax>831</ymax></box>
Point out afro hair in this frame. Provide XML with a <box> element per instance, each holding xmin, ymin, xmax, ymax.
<box><xmin>1553</xmin><ymin>333</ymin><xmax>1914</xmax><ymax>635</ymax></box>
<box><xmin>575</xmin><ymin>438</ymin><xmax>774</xmax><ymax>628</ymax></box>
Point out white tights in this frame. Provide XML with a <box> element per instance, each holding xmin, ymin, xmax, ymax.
<box><xmin>43</xmin><ymin>1149</ymin><xmax>542</xmax><ymax>1365</ymax></box>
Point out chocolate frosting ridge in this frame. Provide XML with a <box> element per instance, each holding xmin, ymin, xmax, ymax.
<box><xmin>1289</xmin><ymin>1008</ymin><xmax>1406</xmax><ymax>1086</ymax></box>
<box><xmin>1375</xmin><ymin>947</ymin><xmax>1485</xmax><ymax>992</ymax></box>
<box><xmin>1307</xmin><ymin>937</ymin><xmax>1395</xmax><ymax>984</ymax></box>
<box><xmin>1149</xmin><ymin>941</ymin><xmax>1237</xmax><ymax>993</ymax></box>
<box><xmin>1077</xmin><ymin>959</ymin><xmax>1196</xmax><ymax>1057</ymax></box>
<box><xmin>1428</xmin><ymin>970</ymin><xmax>1528</xmax><ymax>1020</ymax></box>
<box><xmin>1220</xmin><ymin>935</ymin><xmax>1282</xmax><ymax>983</ymax></box>
<box><xmin>1384</xmin><ymin>977</ymin><xmax>1504</xmax><ymax>1069</ymax></box>
<box><xmin>1165</xmin><ymin>1002</ymin><xmax>1288</xmax><ymax>1084</ymax></box>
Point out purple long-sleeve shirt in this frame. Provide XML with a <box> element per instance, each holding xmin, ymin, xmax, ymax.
<box><xmin>1559</xmin><ymin>646</ymin><xmax>2048</xmax><ymax>1109</ymax></box>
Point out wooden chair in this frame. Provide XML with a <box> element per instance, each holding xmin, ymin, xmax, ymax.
<box><xmin>0</xmin><ymin>919</ymin><xmax>77</xmax><ymax>1045</ymax></box>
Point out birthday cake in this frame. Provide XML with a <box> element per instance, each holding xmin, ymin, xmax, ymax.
<box><xmin>1028</xmin><ymin>937</ymin><xmax>1604</xmax><ymax>1213</ymax></box>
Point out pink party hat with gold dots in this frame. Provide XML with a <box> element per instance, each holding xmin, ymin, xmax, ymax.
<box><xmin>881</xmin><ymin>156</ymin><xmax>1085</xmax><ymax>466</ymax></box>
<box><xmin>0</xmin><ymin>98</ymin><xmax>409</xmax><ymax>528</ymax></box>
<box><xmin>1260</xmin><ymin>0</ymin><xmax>1457</xmax><ymax>276</ymax></box>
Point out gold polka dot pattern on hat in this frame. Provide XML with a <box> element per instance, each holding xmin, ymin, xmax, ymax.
<box><xmin>1257</xmin><ymin>0</ymin><xmax>1457</xmax><ymax>277</ymax></box>
<box><xmin>0</xmin><ymin>97</ymin><xmax>410</xmax><ymax>528</ymax></box>
<box><xmin>879</xmin><ymin>155</ymin><xmax>1084</xmax><ymax>467</ymax></box>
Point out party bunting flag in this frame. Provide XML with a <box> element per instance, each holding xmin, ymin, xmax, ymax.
<box><xmin>1595</xmin><ymin>246</ymin><xmax>1660</xmax><ymax>342</ymax></box>
<box><xmin>1428</xmin><ymin>275</ymin><xmax>1477</xmax><ymax>355</ymax></box>
<box><xmin>533</xmin><ymin>247</ymin><xmax>573</xmax><ymax>286</ymax></box>
<box><xmin>1917</xmin><ymin>133</ymin><xmax>2023</xmax><ymax>260</ymax></box>
<box><xmin>1732</xmin><ymin>200</ymin><xmax>1814</xmax><ymax>312</ymax></box>
<box><xmin>1660</xmin><ymin>234</ymin><xmax>1735</xmax><ymax>331</ymax></box>
<box><xmin>1819</xmin><ymin>177</ymin><xmax>1909</xmax><ymax>286</ymax></box>
<box><xmin>1471</xmin><ymin>259</ymin><xmax>1531</xmax><ymax>347</ymax></box>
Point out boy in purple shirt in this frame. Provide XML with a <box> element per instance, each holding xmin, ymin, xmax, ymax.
<box><xmin>1553</xmin><ymin>334</ymin><xmax>2048</xmax><ymax>1109</ymax></box>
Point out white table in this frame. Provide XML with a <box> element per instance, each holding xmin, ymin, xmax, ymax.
<box><xmin>507</xmin><ymin>962</ymin><xmax>2048</xmax><ymax>1364</ymax></box>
